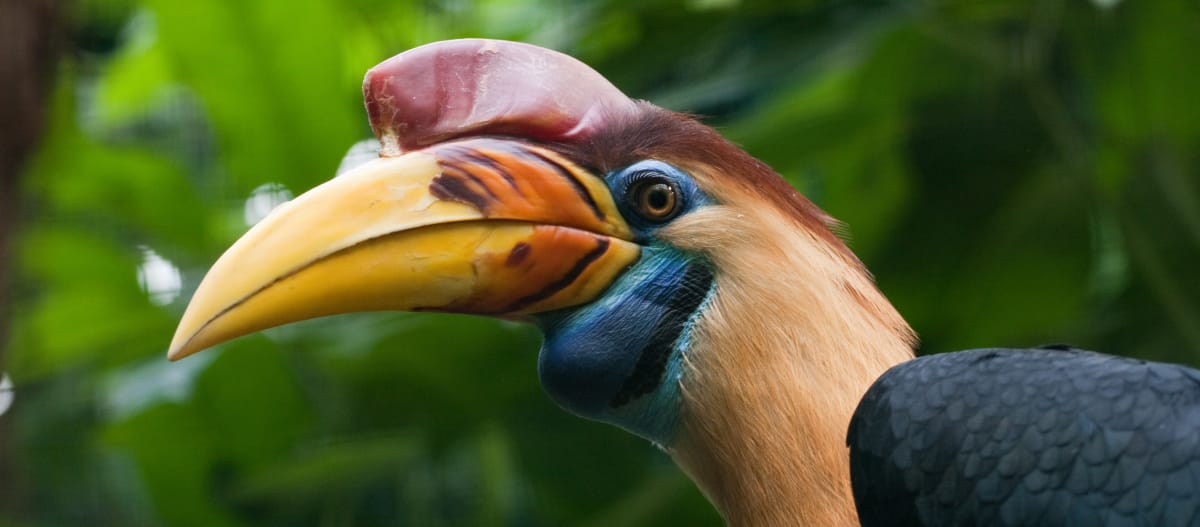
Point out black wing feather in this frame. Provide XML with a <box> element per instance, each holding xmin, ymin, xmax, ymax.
<box><xmin>848</xmin><ymin>347</ymin><xmax>1200</xmax><ymax>526</ymax></box>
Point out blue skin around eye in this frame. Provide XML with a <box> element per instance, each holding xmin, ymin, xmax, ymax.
<box><xmin>533</xmin><ymin>161</ymin><xmax>714</xmax><ymax>445</ymax></box>
<box><xmin>610</xmin><ymin>160</ymin><xmax>709</xmax><ymax>243</ymax></box>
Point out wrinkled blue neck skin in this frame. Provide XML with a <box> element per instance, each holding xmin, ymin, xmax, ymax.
<box><xmin>534</xmin><ymin>246</ymin><xmax>714</xmax><ymax>446</ymax></box>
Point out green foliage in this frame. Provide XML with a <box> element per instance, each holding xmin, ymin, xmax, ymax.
<box><xmin>5</xmin><ymin>0</ymin><xmax>1200</xmax><ymax>525</ymax></box>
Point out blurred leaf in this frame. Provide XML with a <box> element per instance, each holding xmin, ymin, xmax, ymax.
<box><xmin>103</xmin><ymin>402</ymin><xmax>241</xmax><ymax>527</ymax></box>
<box><xmin>192</xmin><ymin>340</ymin><xmax>313</xmax><ymax>471</ymax></box>
<box><xmin>9</xmin><ymin>226</ymin><xmax>174</xmax><ymax>378</ymax></box>
<box><xmin>93</xmin><ymin>9</ymin><xmax>174</xmax><ymax>127</ymax></box>
<box><xmin>581</xmin><ymin>468</ymin><xmax>696</xmax><ymax>527</ymax></box>
<box><xmin>232</xmin><ymin>433</ymin><xmax>422</xmax><ymax>503</ymax></box>
<box><xmin>1090</xmin><ymin>1</ymin><xmax>1200</xmax><ymax>143</ymax></box>
<box><xmin>140</xmin><ymin>0</ymin><xmax>363</xmax><ymax>194</ymax></box>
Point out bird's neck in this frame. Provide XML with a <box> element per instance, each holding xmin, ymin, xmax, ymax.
<box><xmin>662</xmin><ymin>207</ymin><xmax>916</xmax><ymax>526</ymax></box>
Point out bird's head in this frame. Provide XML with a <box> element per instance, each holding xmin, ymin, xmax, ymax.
<box><xmin>170</xmin><ymin>40</ymin><xmax>914</xmax><ymax>515</ymax></box>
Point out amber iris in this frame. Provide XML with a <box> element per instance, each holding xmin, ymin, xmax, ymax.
<box><xmin>630</xmin><ymin>178</ymin><xmax>680</xmax><ymax>222</ymax></box>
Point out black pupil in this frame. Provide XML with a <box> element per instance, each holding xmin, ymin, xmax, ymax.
<box><xmin>638</xmin><ymin>181</ymin><xmax>676</xmax><ymax>214</ymax></box>
<box><xmin>646</xmin><ymin>185</ymin><xmax>671</xmax><ymax>211</ymax></box>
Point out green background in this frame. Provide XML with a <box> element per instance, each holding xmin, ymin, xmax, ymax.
<box><xmin>4</xmin><ymin>0</ymin><xmax>1199</xmax><ymax>525</ymax></box>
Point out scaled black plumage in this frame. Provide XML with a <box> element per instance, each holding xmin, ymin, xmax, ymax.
<box><xmin>849</xmin><ymin>347</ymin><xmax>1200</xmax><ymax>526</ymax></box>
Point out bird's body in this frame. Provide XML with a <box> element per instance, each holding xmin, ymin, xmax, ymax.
<box><xmin>850</xmin><ymin>347</ymin><xmax>1200</xmax><ymax>526</ymax></box>
<box><xmin>167</xmin><ymin>39</ymin><xmax>1200</xmax><ymax>526</ymax></box>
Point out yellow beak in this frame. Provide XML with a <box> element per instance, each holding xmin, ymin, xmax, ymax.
<box><xmin>168</xmin><ymin>138</ymin><xmax>639</xmax><ymax>360</ymax></box>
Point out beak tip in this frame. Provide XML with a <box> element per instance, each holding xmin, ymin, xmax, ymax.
<box><xmin>166</xmin><ymin>346</ymin><xmax>186</xmax><ymax>362</ymax></box>
<box><xmin>166</xmin><ymin>333</ymin><xmax>201</xmax><ymax>361</ymax></box>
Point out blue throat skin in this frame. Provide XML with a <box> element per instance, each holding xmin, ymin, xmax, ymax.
<box><xmin>535</xmin><ymin>246</ymin><xmax>714</xmax><ymax>445</ymax></box>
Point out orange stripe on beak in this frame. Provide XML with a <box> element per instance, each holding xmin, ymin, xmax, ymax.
<box><xmin>428</xmin><ymin>141</ymin><xmax>630</xmax><ymax>239</ymax></box>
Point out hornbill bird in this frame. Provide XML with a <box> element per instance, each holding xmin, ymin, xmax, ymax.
<box><xmin>169</xmin><ymin>39</ymin><xmax>1200</xmax><ymax>526</ymax></box>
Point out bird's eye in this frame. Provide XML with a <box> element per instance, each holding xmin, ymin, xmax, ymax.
<box><xmin>627</xmin><ymin>173</ymin><xmax>681</xmax><ymax>223</ymax></box>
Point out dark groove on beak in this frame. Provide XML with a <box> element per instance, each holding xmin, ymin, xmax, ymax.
<box><xmin>430</xmin><ymin>170</ymin><xmax>493</xmax><ymax>212</ymax></box>
<box><xmin>459</xmin><ymin>151</ymin><xmax>520</xmax><ymax>190</ymax></box>
<box><xmin>505</xmin><ymin>237</ymin><xmax>615</xmax><ymax>312</ymax></box>
<box><xmin>527</xmin><ymin>149</ymin><xmax>606</xmax><ymax>221</ymax></box>
<box><xmin>454</xmin><ymin>164</ymin><xmax>502</xmax><ymax>202</ymax></box>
